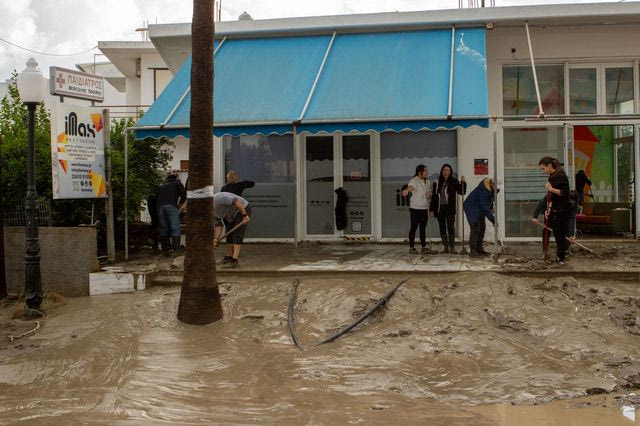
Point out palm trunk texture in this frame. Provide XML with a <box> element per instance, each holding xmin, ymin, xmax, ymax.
<box><xmin>177</xmin><ymin>0</ymin><xmax>223</xmax><ymax>324</ymax></box>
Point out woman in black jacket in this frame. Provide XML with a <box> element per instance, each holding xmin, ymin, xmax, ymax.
<box><xmin>430</xmin><ymin>164</ymin><xmax>466</xmax><ymax>254</ymax></box>
<box><xmin>539</xmin><ymin>156</ymin><xmax>571</xmax><ymax>264</ymax></box>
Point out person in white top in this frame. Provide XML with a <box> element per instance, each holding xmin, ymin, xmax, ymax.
<box><xmin>401</xmin><ymin>164</ymin><xmax>431</xmax><ymax>254</ymax></box>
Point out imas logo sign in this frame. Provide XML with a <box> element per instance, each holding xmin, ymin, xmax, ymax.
<box><xmin>64</xmin><ymin>112</ymin><xmax>101</xmax><ymax>138</ymax></box>
<box><xmin>51</xmin><ymin>104</ymin><xmax>106</xmax><ymax>199</ymax></box>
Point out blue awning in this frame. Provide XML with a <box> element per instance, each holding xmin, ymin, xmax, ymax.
<box><xmin>136</xmin><ymin>27</ymin><xmax>488</xmax><ymax>139</ymax></box>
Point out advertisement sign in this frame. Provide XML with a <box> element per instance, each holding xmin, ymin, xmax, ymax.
<box><xmin>51</xmin><ymin>104</ymin><xmax>107</xmax><ymax>199</ymax></box>
<box><xmin>49</xmin><ymin>66</ymin><xmax>104</xmax><ymax>102</ymax></box>
<box><xmin>474</xmin><ymin>158</ymin><xmax>489</xmax><ymax>175</ymax></box>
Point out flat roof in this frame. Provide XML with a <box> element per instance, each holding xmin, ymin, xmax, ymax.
<box><xmin>149</xmin><ymin>2</ymin><xmax>640</xmax><ymax>39</ymax></box>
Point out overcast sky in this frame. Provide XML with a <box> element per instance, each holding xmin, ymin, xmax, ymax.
<box><xmin>0</xmin><ymin>0</ymin><xmax>633</xmax><ymax>81</ymax></box>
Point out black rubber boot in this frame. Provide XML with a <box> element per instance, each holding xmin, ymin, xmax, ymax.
<box><xmin>440</xmin><ymin>235</ymin><xmax>449</xmax><ymax>254</ymax></box>
<box><xmin>160</xmin><ymin>237</ymin><xmax>171</xmax><ymax>256</ymax></box>
<box><xmin>449</xmin><ymin>239</ymin><xmax>456</xmax><ymax>255</ymax></box>
<box><xmin>171</xmin><ymin>236</ymin><xmax>181</xmax><ymax>256</ymax></box>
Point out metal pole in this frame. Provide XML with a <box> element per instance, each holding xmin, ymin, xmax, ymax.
<box><xmin>447</xmin><ymin>25</ymin><xmax>456</xmax><ymax>119</ymax></box>
<box><xmin>24</xmin><ymin>103</ymin><xmax>43</xmax><ymax>310</ymax></box>
<box><xmin>104</xmin><ymin>110</ymin><xmax>116</xmax><ymax>261</ymax></box>
<box><xmin>124</xmin><ymin>128</ymin><xmax>129</xmax><ymax>261</ymax></box>
<box><xmin>293</xmin><ymin>124</ymin><xmax>299</xmax><ymax>249</ymax></box>
<box><xmin>0</xmin><ymin>134</ymin><xmax>7</xmax><ymax>299</ymax></box>
<box><xmin>525</xmin><ymin>22</ymin><xmax>544</xmax><ymax>117</ymax></box>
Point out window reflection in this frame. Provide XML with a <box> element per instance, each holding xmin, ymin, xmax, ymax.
<box><xmin>570</xmin><ymin>68</ymin><xmax>597</xmax><ymax>114</ymax></box>
<box><xmin>503</xmin><ymin>65</ymin><xmax>565</xmax><ymax>116</ymax></box>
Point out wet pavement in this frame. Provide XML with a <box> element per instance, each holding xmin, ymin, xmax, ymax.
<box><xmin>119</xmin><ymin>240</ymin><xmax>640</xmax><ymax>277</ymax></box>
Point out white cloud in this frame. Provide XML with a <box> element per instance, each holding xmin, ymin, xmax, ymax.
<box><xmin>0</xmin><ymin>0</ymin><xmax>629</xmax><ymax>80</ymax></box>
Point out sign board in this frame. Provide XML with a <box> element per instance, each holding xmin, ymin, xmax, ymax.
<box><xmin>474</xmin><ymin>158</ymin><xmax>489</xmax><ymax>175</ymax></box>
<box><xmin>51</xmin><ymin>104</ymin><xmax>107</xmax><ymax>199</ymax></box>
<box><xmin>49</xmin><ymin>66</ymin><xmax>104</xmax><ymax>102</ymax></box>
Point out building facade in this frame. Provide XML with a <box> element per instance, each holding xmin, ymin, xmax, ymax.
<box><xmin>109</xmin><ymin>3</ymin><xmax>640</xmax><ymax>241</ymax></box>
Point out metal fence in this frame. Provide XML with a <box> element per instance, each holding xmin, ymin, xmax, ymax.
<box><xmin>2</xmin><ymin>197</ymin><xmax>51</xmax><ymax>226</ymax></box>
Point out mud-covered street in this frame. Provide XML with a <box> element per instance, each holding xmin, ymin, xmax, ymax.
<box><xmin>1</xmin><ymin>272</ymin><xmax>639</xmax><ymax>424</ymax></box>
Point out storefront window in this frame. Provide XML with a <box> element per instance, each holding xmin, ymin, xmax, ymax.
<box><xmin>503</xmin><ymin>127</ymin><xmax>563</xmax><ymax>237</ymax></box>
<box><xmin>605</xmin><ymin>67</ymin><xmax>634</xmax><ymax>114</ymax></box>
<box><xmin>503</xmin><ymin>65</ymin><xmax>564</xmax><ymax>116</ymax></box>
<box><xmin>570</xmin><ymin>68</ymin><xmax>597</xmax><ymax>115</ymax></box>
<box><xmin>223</xmin><ymin>134</ymin><xmax>295</xmax><ymax>238</ymax></box>
<box><xmin>380</xmin><ymin>131</ymin><xmax>457</xmax><ymax>238</ymax></box>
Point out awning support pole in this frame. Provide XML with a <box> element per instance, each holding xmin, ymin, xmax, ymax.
<box><xmin>293</xmin><ymin>124</ymin><xmax>299</xmax><ymax>248</ymax></box>
<box><xmin>124</xmin><ymin>127</ymin><xmax>130</xmax><ymax>261</ymax></box>
<box><xmin>525</xmin><ymin>21</ymin><xmax>544</xmax><ymax>117</ymax></box>
<box><xmin>447</xmin><ymin>25</ymin><xmax>456</xmax><ymax>119</ymax></box>
<box><xmin>298</xmin><ymin>31</ymin><xmax>336</xmax><ymax>121</ymax></box>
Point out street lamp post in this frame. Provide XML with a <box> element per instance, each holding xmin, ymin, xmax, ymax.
<box><xmin>16</xmin><ymin>58</ymin><xmax>45</xmax><ymax>311</ymax></box>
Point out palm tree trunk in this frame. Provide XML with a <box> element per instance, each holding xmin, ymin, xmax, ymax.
<box><xmin>177</xmin><ymin>0</ymin><xmax>222</xmax><ymax>324</ymax></box>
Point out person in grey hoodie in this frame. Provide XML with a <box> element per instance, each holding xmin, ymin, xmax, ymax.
<box><xmin>213</xmin><ymin>192</ymin><xmax>251</xmax><ymax>268</ymax></box>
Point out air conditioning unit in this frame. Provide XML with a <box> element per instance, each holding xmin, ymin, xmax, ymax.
<box><xmin>135</xmin><ymin>58</ymin><xmax>141</xmax><ymax>78</ymax></box>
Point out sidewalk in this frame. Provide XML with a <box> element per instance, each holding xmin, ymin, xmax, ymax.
<box><xmin>120</xmin><ymin>240</ymin><xmax>640</xmax><ymax>277</ymax></box>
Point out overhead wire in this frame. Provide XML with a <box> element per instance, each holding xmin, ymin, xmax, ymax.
<box><xmin>0</xmin><ymin>37</ymin><xmax>97</xmax><ymax>57</ymax></box>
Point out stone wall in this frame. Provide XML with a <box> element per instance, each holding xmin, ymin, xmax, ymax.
<box><xmin>3</xmin><ymin>227</ymin><xmax>99</xmax><ymax>297</ymax></box>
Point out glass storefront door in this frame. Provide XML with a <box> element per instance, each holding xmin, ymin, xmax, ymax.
<box><xmin>305</xmin><ymin>136</ymin><xmax>335</xmax><ymax>236</ymax></box>
<box><xmin>342</xmin><ymin>135</ymin><xmax>372</xmax><ymax>235</ymax></box>
<box><xmin>304</xmin><ymin>134</ymin><xmax>372</xmax><ymax>238</ymax></box>
<box><xmin>503</xmin><ymin>126</ymin><xmax>564</xmax><ymax>237</ymax></box>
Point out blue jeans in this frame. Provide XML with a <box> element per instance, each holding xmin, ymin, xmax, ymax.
<box><xmin>158</xmin><ymin>205</ymin><xmax>180</xmax><ymax>237</ymax></box>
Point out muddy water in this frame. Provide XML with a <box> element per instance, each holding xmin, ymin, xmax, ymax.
<box><xmin>0</xmin><ymin>272</ymin><xmax>639</xmax><ymax>424</ymax></box>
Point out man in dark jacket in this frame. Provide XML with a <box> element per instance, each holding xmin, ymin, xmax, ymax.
<box><xmin>157</xmin><ymin>172</ymin><xmax>187</xmax><ymax>256</ymax></box>
<box><xmin>575</xmin><ymin>170</ymin><xmax>592</xmax><ymax>205</ymax></box>
<box><xmin>221</xmin><ymin>171</ymin><xmax>255</xmax><ymax>196</ymax></box>
<box><xmin>463</xmin><ymin>178</ymin><xmax>496</xmax><ymax>257</ymax></box>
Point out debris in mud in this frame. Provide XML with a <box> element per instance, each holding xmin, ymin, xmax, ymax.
<box><xmin>352</xmin><ymin>298</ymin><xmax>386</xmax><ymax>321</ymax></box>
<box><xmin>616</xmin><ymin>362</ymin><xmax>640</xmax><ymax>390</ymax></box>
<box><xmin>485</xmin><ymin>309</ymin><xmax>529</xmax><ymax>332</ymax></box>
<box><xmin>609</xmin><ymin>309</ymin><xmax>640</xmax><ymax>335</ymax></box>
<box><xmin>241</xmin><ymin>314</ymin><xmax>265</xmax><ymax>322</ymax></box>
<box><xmin>384</xmin><ymin>329</ymin><xmax>412</xmax><ymax>338</ymax></box>
<box><xmin>585</xmin><ymin>387</ymin><xmax>609</xmax><ymax>395</ymax></box>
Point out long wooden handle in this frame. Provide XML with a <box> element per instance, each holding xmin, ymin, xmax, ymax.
<box><xmin>533</xmin><ymin>220</ymin><xmax>597</xmax><ymax>255</ymax></box>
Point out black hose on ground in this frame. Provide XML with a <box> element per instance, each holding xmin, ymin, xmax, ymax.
<box><xmin>313</xmin><ymin>277</ymin><xmax>411</xmax><ymax>347</ymax></box>
<box><xmin>288</xmin><ymin>279</ymin><xmax>303</xmax><ymax>351</ymax></box>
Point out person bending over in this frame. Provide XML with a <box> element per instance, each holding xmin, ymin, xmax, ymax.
<box><xmin>213</xmin><ymin>192</ymin><xmax>251</xmax><ymax>268</ymax></box>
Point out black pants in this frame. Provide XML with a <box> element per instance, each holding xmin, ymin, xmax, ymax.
<box><xmin>469</xmin><ymin>219</ymin><xmax>486</xmax><ymax>252</ymax></box>
<box><xmin>408</xmin><ymin>208</ymin><xmax>428</xmax><ymax>248</ymax></box>
<box><xmin>551</xmin><ymin>209</ymin><xmax>569</xmax><ymax>261</ymax></box>
<box><xmin>437</xmin><ymin>205</ymin><xmax>455</xmax><ymax>240</ymax></box>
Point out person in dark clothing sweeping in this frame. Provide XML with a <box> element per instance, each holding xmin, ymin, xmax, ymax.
<box><xmin>539</xmin><ymin>156</ymin><xmax>571</xmax><ymax>265</ymax></box>
<box><xmin>430</xmin><ymin>164</ymin><xmax>466</xmax><ymax>254</ymax></box>
<box><xmin>463</xmin><ymin>178</ymin><xmax>496</xmax><ymax>257</ymax></box>
<box><xmin>221</xmin><ymin>171</ymin><xmax>255</xmax><ymax>196</ymax></box>
<box><xmin>157</xmin><ymin>172</ymin><xmax>187</xmax><ymax>256</ymax></box>
<box><xmin>575</xmin><ymin>170</ymin><xmax>592</xmax><ymax>205</ymax></box>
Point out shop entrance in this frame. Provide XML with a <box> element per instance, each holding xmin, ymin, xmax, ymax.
<box><xmin>304</xmin><ymin>134</ymin><xmax>373</xmax><ymax>238</ymax></box>
<box><xmin>503</xmin><ymin>124</ymin><xmax>637</xmax><ymax>238</ymax></box>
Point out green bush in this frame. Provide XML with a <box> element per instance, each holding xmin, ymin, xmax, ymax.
<box><xmin>0</xmin><ymin>73</ymin><xmax>173</xmax><ymax>249</ymax></box>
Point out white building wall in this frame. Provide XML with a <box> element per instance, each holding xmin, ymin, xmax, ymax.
<box><xmin>125</xmin><ymin>77</ymin><xmax>141</xmax><ymax>107</ymax></box>
<box><xmin>486</xmin><ymin>24</ymin><xmax>640</xmax><ymax>117</ymax></box>
<box><xmin>140</xmin><ymin>53</ymin><xmax>169</xmax><ymax>106</ymax></box>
